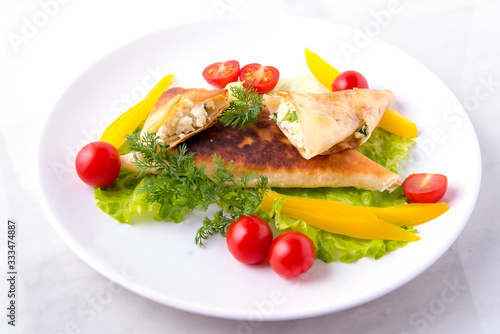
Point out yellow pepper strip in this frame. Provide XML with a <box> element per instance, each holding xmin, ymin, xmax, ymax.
<box><xmin>304</xmin><ymin>48</ymin><xmax>340</xmax><ymax>91</ymax></box>
<box><xmin>379</xmin><ymin>108</ymin><xmax>418</xmax><ymax>139</ymax></box>
<box><xmin>262</xmin><ymin>190</ymin><xmax>449</xmax><ymax>241</ymax></box>
<box><xmin>281</xmin><ymin>206</ymin><xmax>419</xmax><ymax>242</ymax></box>
<box><xmin>360</xmin><ymin>202</ymin><xmax>449</xmax><ymax>226</ymax></box>
<box><xmin>262</xmin><ymin>191</ymin><xmax>376</xmax><ymax>221</ymax></box>
<box><xmin>304</xmin><ymin>48</ymin><xmax>418</xmax><ymax>138</ymax></box>
<box><xmin>262</xmin><ymin>191</ymin><xmax>419</xmax><ymax>241</ymax></box>
<box><xmin>263</xmin><ymin>191</ymin><xmax>448</xmax><ymax>227</ymax></box>
<box><xmin>100</xmin><ymin>74</ymin><xmax>174</xmax><ymax>148</ymax></box>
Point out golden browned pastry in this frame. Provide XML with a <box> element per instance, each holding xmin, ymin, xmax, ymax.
<box><xmin>264</xmin><ymin>88</ymin><xmax>395</xmax><ymax>159</ymax></box>
<box><xmin>141</xmin><ymin>86</ymin><xmax>231</xmax><ymax>147</ymax></box>
<box><xmin>184</xmin><ymin>108</ymin><xmax>402</xmax><ymax>192</ymax></box>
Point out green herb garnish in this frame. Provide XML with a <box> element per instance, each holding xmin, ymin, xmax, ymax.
<box><xmin>359</xmin><ymin>124</ymin><xmax>368</xmax><ymax>136</ymax></box>
<box><xmin>282</xmin><ymin>110</ymin><xmax>298</xmax><ymax>123</ymax></box>
<box><xmin>126</xmin><ymin>132</ymin><xmax>271</xmax><ymax>246</ymax></box>
<box><xmin>220</xmin><ymin>85</ymin><xmax>264</xmax><ymax>129</ymax></box>
<box><xmin>270</xmin><ymin>113</ymin><xmax>278</xmax><ymax>122</ymax></box>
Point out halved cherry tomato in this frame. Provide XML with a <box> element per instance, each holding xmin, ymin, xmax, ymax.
<box><xmin>331</xmin><ymin>70</ymin><xmax>369</xmax><ymax>91</ymax></box>
<box><xmin>402</xmin><ymin>173</ymin><xmax>448</xmax><ymax>203</ymax></box>
<box><xmin>268</xmin><ymin>231</ymin><xmax>316</xmax><ymax>279</ymax></box>
<box><xmin>226</xmin><ymin>215</ymin><xmax>273</xmax><ymax>265</ymax></box>
<box><xmin>202</xmin><ymin>60</ymin><xmax>240</xmax><ymax>88</ymax></box>
<box><xmin>239</xmin><ymin>63</ymin><xmax>280</xmax><ymax>94</ymax></box>
<box><xmin>75</xmin><ymin>141</ymin><xmax>121</xmax><ymax>188</ymax></box>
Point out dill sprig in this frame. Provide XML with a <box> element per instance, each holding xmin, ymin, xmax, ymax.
<box><xmin>219</xmin><ymin>85</ymin><xmax>265</xmax><ymax>129</ymax></box>
<box><xmin>125</xmin><ymin>132</ymin><xmax>270</xmax><ymax>247</ymax></box>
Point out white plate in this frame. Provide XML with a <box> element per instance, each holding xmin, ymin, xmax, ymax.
<box><xmin>36</xmin><ymin>16</ymin><xmax>481</xmax><ymax>320</ymax></box>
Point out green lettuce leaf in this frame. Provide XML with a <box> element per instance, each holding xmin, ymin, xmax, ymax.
<box><xmin>94</xmin><ymin>169</ymin><xmax>158</xmax><ymax>224</ymax></box>
<box><xmin>356</xmin><ymin>128</ymin><xmax>415</xmax><ymax>173</ymax></box>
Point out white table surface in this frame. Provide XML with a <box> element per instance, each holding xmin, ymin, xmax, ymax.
<box><xmin>1</xmin><ymin>0</ymin><xmax>499</xmax><ymax>333</ymax></box>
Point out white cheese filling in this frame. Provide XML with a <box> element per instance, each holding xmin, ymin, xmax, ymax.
<box><xmin>157</xmin><ymin>98</ymin><xmax>210</xmax><ymax>142</ymax></box>
<box><xmin>353</xmin><ymin>125</ymin><xmax>368</xmax><ymax>139</ymax></box>
<box><xmin>276</xmin><ymin>100</ymin><xmax>306</xmax><ymax>151</ymax></box>
<box><xmin>354</xmin><ymin>131</ymin><xmax>364</xmax><ymax>139</ymax></box>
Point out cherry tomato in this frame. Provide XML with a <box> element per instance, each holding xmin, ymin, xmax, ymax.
<box><xmin>331</xmin><ymin>70</ymin><xmax>369</xmax><ymax>91</ymax></box>
<box><xmin>402</xmin><ymin>173</ymin><xmax>448</xmax><ymax>203</ymax></box>
<box><xmin>75</xmin><ymin>141</ymin><xmax>121</xmax><ymax>188</ymax></box>
<box><xmin>268</xmin><ymin>231</ymin><xmax>316</xmax><ymax>279</ymax></box>
<box><xmin>202</xmin><ymin>60</ymin><xmax>240</xmax><ymax>88</ymax></box>
<box><xmin>226</xmin><ymin>215</ymin><xmax>273</xmax><ymax>265</ymax></box>
<box><xmin>239</xmin><ymin>63</ymin><xmax>280</xmax><ymax>94</ymax></box>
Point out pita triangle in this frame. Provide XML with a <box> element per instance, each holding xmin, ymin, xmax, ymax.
<box><xmin>264</xmin><ymin>89</ymin><xmax>395</xmax><ymax>159</ymax></box>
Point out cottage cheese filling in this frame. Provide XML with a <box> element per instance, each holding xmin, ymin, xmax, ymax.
<box><xmin>157</xmin><ymin>98</ymin><xmax>211</xmax><ymax>142</ymax></box>
<box><xmin>276</xmin><ymin>100</ymin><xmax>307</xmax><ymax>152</ymax></box>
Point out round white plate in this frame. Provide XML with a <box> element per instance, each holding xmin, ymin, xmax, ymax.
<box><xmin>37</xmin><ymin>16</ymin><xmax>481</xmax><ymax>320</ymax></box>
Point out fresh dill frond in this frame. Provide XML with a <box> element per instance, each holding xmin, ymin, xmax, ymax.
<box><xmin>195</xmin><ymin>210</ymin><xmax>232</xmax><ymax>247</ymax></box>
<box><xmin>125</xmin><ymin>132</ymin><xmax>271</xmax><ymax>247</ymax></box>
<box><xmin>219</xmin><ymin>85</ymin><xmax>265</xmax><ymax>129</ymax></box>
<box><xmin>195</xmin><ymin>155</ymin><xmax>270</xmax><ymax>246</ymax></box>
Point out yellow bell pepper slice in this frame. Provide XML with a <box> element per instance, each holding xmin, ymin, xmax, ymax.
<box><xmin>263</xmin><ymin>191</ymin><xmax>419</xmax><ymax>241</ymax></box>
<box><xmin>262</xmin><ymin>191</ymin><xmax>375</xmax><ymax>221</ymax></box>
<box><xmin>304</xmin><ymin>48</ymin><xmax>340</xmax><ymax>91</ymax></box>
<box><xmin>379</xmin><ymin>108</ymin><xmax>418</xmax><ymax>139</ymax></box>
<box><xmin>360</xmin><ymin>202</ymin><xmax>449</xmax><ymax>226</ymax></box>
<box><xmin>280</xmin><ymin>207</ymin><xmax>419</xmax><ymax>242</ymax></box>
<box><xmin>100</xmin><ymin>74</ymin><xmax>174</xmax><ymax>148</ymax></box>
<box><xmin>262</xmin><ymin>190</ymin><xmax>450</xmax><ymax>241</ymax></box>
<box><xmin>264</xmin><ymin>190</ymin><xmax>448</xmax><ymax>227</ymax></box>
<box><xmin>304</xmin><ymin>48</ymin><xmax>417</xmax><ymax>138</ymax></box>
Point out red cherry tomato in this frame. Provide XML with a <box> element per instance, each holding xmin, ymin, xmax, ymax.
<box><xmin>226</xmin><ymin>215</ymin><xmax>273</xmax><ymax>265</ymax></box>
<box><xmin>331</xmin><ymin>70</ymin><xmax>369</xmax><ymax>91</ymax></box>
<box><xmin>75</xmin><ymin>141</ymin><xmax>121</xmax><ymax>188</ymax></box>
<box><xmin>268</xmin><ymin>231</ymin><xmax>316</xmax><ymax>279</ymax></box>
<box><xmin>402</xmin><ymin>173</ymin><xmax>448</xmax><ymax>203</ymax></box>
<box><xmin>239</xmin><ymin>63</ymin><xmax>280</xmax><ymax>94</ymax></box>
<box><xmin>202</xmin><ymin>60</ymin><xmax>240</xmax><ymax>88</ymax></box>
